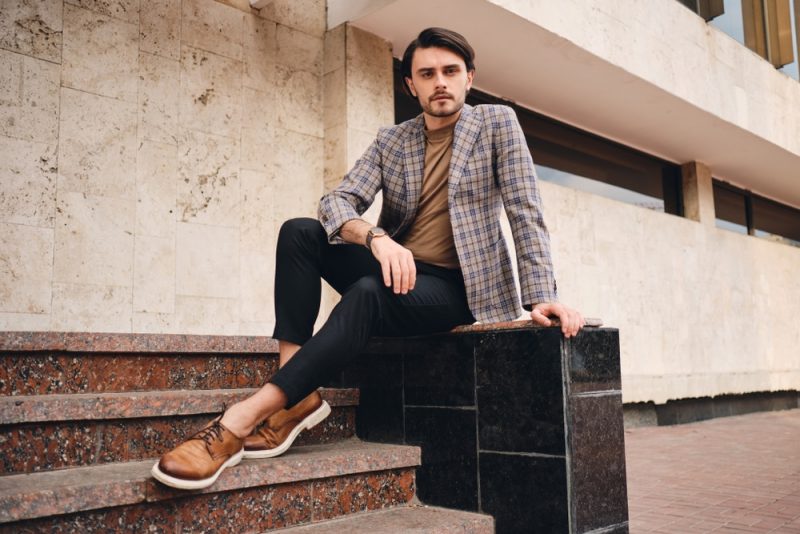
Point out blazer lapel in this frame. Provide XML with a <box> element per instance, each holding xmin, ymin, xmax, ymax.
<box><xmin>448</xmin><ymin>104</ymin><xmax>482</xmax><ymax>202</ymax></box>
<box><xmin>400</xmin><ymin>115</ymin><xmax>426</xmax><ymax>230</ymax></box>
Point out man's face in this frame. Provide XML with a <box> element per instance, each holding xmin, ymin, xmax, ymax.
<box><xmin>405</xmin><ymin>46</ymin><xmax>474</xmax><ymax>121</ymax></box>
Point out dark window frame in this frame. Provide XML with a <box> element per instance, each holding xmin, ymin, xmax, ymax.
<box><xmin>713</xmin><ymin>179</ymin><xmax>800</xmax><ymax>243</ymax></box>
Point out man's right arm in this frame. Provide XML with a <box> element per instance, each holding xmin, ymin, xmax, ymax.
<box><xmin>318</xmin><ymin>138</ymin><xmax>384</xmax><ymax>244</ymax></box>
<box><xmin>320</xmin><ymin>133</ymin><xmax>416</xmax><ymax>294</ymax></box>
<box><xmin>339</xmin><ymin>219</ymin><xmax>416</xmax><ymax>295</ymax></box>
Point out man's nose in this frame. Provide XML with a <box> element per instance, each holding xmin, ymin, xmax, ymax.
<box><xmin>434</xmin><ymin>72</ymin><xmax>447</xmax><ymax>88</ymax></box>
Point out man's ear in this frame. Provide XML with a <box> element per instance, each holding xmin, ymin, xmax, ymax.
<box><xmin>466</xmin><ymin>69</ymin><xmax>475</xmax><ymax>92</ymax></box>
<box><xmin>405</xmin><ymin>77</ymin><xmax>417</xmax><ymax>97</ymax></box>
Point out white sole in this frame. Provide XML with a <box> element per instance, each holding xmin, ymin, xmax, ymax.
<box><xmin>243</xmin><ymin>401</ymin><xmax>332</xmax><ymax>459</ymax></box>
<box><xmin>151</xmin><ymin>447</ymin><xmax>244</xmax><ymax>490</ymax></box>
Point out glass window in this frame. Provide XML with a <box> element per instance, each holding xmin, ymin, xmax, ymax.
<box><xmin>713</xmin><ymin>180</ymin><xmax>800</xmax><ymax>246</ymax></box>
<box><xmin>778</xmin><ymin>0</ymin><xmax>800</xmax><ymax>80</ymax></box>
<box><xmin>535</xmin><ymin>165</ymin><xmax>665</xmax><ymax>211</ymax></box>
<box><xmin>709</xmin><ymin>0</ymin><xmax>747</xmax><ymax>44</ymax></box>
<box><xmin>714</xmin><ymin>182</ymin><xmax>748</xmax><ymax>231</ymax></box>
<box><xmin>752</xmin><ymin>196</ymin><xmax>800</xmax><ymax>245</ymax></box>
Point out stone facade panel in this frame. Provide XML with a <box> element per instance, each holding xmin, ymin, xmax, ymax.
<box><xmin>0</xmin><ymin>223</ymin><xmax>53</xmax><ymax>314</ymax></box>
<box><xmin>0</xmin><ymin>0</ymin><xmax>63</xmax><ymax>63</ymax></box>
<box><xmin>138</xmin><ymin>51</ymin><xmax>180</xmax><ymax>145</ymax></box>
<box><xmin>61</xmin><ymin>4</ymin><xmax>138</xmax><ymax>102</ymax></box>
<box><xmin>0</xmin><ymin>49</ymin><xmax>60</xmax><ymax>143</ymax></box>
<box><xmin>58</xmin><ymin>87</ymin><xmax>137</xmax><ymax>199</ymax></box>
<box><xmin>53</xmin><ymin>191</ymin><xmax>135</xmax><ymax>287</ymax></box>
<box><xmin>0</xmin><ymin>135</ymin><xmax>57</xmax><ymax>227</ymax></box>
<box><xmin>139</xmin><ymin>0</ymin><xmax>180</xmax><ymax>60</ymax></box>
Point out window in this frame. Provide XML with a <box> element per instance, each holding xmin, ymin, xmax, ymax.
<box><xmin>393</xmin><ymin>61</ymin><xmax>683</xmax><ymax>215</ymax></box>
<box><xmin>713</xmin><ymin>180</ymin><xmax>800</xmax><ymax>246</ymax></box>
<box><xmin>681</xmin><ymin>0</ymin><xmax>800</xmax><ymax>80</ymax></box>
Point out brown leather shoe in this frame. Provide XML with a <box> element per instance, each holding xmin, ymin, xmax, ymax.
<box><xmin>151</xmin><ymin>417</ymin><xmax>244</xmax><ymax>490</ymax></box>
<box><xmin>243</xmin><ymin>391</ymin><xmax>331</xmax><ymax>459</ymax></box>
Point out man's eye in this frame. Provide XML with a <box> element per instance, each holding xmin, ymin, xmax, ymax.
<box><xmin>421</xmin><ymin>72</ymin><xmax>432</xmax><ymax>78</ymax></box>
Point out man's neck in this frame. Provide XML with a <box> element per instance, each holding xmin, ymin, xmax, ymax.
<box><xmin>423</xmin><ymin>108</ymin><xmax>462</xmax><ymax>131</ymax></box>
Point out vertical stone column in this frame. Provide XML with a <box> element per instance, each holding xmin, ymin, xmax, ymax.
<box><xmin>319</xmin><ymin>24</ymin><xmax>393</xmax><ymax>318</ymax></box>
<box><xmin>681</xmin><ymin>161</ymin><xmax>716</xmax><ymax>225</ymax></box>
<box><xmin>323</xmin><ymin>24</ymin><xmax>393</xmax><ymax>220</ymax></box>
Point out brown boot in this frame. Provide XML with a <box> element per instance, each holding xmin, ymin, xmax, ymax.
<box><xmin>151</xmin><ymin>416</ymin><xmax>244</xmax><ymax>490</ymax></box>
<box><xmin>243</xmin><ymin>391</ymin><xmax>331</xmax><ymax>459</ymax></box>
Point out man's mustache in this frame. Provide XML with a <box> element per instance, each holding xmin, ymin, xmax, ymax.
<box><xmin>430</xmin><ymin>92</ymin><xmax>453</xmax><ymax>102</ymax></box>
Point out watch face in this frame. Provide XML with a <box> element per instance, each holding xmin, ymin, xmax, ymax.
<box><xmin>370</xmin><ymin>227</ymin><xmax>386</xmax><ymax>237</ymax></box>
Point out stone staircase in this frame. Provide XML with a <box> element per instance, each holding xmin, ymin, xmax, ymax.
<box><xmin>0</xmin><ymin>332</ymin><xmax>493</xmax><ymax>532</ymax></box>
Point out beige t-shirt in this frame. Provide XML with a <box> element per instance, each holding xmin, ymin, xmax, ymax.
<box><xmin>400</xmin><ymin>122</ymin><xmax>460</xmax><ymax>269</ymax></box>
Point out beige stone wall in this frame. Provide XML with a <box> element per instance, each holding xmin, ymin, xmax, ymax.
<box><xmin>535</xmin><ymin>181</ymin><xmax>800</xmax><ymax>404</ymax></box>
<box><xmin>0</xmin><ymin>0</ymin><xmax>329</xmax><ymax>334</ymax></box>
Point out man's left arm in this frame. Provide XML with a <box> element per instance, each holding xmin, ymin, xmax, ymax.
<box><xmin>493</xmin><ymin>106</ymin><xmax>585</xmax><ymax>337</ymax></box>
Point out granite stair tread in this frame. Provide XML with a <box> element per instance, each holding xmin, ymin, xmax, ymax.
<box><xmin>0</xmin><ymin>439</ymin><xmax>421</xmax><ymax>524</ymax></box>
<box><xmin>0</xmin><ymin>387</ymin><xmax>358</xmax><ymax>424</ymax></box>
<box><xmin>272</xmin><ymin>504</ymin><xmax>494</xmax><ymax>533</ymax></box>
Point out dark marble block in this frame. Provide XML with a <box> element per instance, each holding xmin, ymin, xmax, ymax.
<box><xmin>347</xmin><ymin>325</ymin><xmax>628</xmax><ymax>534</ymax></box>
<box><xmin>405</xmin><ymin>406</ymin><xmax>478</xmax><ymax>510</ymax></box>
<box><xmin>479</xmin><ymin>452</ymin><xmax>568</xmax><ymax>533</ymax></box>
<box><xmin>475</xmin><ymin>329</ymin><xmax>565</xmax><ymax>455</ymax></box>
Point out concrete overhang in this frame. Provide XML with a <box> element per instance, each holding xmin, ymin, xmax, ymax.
<box><xmin>329</xmin><ymin>0</ymin><xmax>800</xmax><ymax>209</ymax></box>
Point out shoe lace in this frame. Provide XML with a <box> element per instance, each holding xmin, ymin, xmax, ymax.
<box><xmin>191</xmin><ymin>419</ymin><xmax>225</xmax><ymax>447</ymax></box>
<box><xmin>257</xmin><ymin>425</ymin><xmax>280</xmax><ymax>448</ymax></box>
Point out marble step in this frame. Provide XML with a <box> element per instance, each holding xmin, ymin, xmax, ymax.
<box><xmin>0</xmin><ymin>440</ymin><xmax>420</xmax><ymax>532</ymax></box>
<box><xmin>0</xmin><ymin>332</ymin><xmax>280</xmax><ymax>396</ymax></box>
<box><xmin>0</xmin><ymin>388</ymin><xmax>358</xmax><ymax>475</ymax></box>
<box><xmin>273</xmin><ymin>505</ymin><xmax>494</xmax><ymax>533</ymax></box>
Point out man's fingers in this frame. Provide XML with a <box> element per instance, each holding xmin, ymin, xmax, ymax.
<box><xmin>391</xmin><ymin>258</ymin><xmax>402</xmax><ymax>293</ymax></box>
<box><xmin>530</xmin><ymin>308</ymin><xmax>552</xmax><ymax>326</ymax></box>
<box><xmin>407</xmin><ymin>257</ymin><xmax>417</xmax><ymax>291</ymax></box>
<box><xmin>399</xmin><ymin>261</ymin><xmax>410</xmax><ymax>294</ymax></box>
<box><xmin>380</xmin><ymin>259</ymin><xmax>391</xmax><ymax>287</ymax></box>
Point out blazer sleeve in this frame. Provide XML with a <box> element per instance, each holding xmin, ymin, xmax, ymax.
<box><xmin>493</xmin><ymin>105</ymin><xmax>558</xmax><ymax>308</ymax></box>
<box><xmin>318</xmin><ymin>134</ymin><xmax>384</xmax><ymax>244</ymax></box>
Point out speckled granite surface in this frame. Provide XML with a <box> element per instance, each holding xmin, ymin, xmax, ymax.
<box><xmin>0</xmin><ymin>388</ymin><xmax>359</xmax><ymax>424</ymax></box>
<box><xmin>278</xmin><ymin>505</ymin><xmax>494</xmax><ymax>533</ymax></box>
<box><xmin>0</xmin><ymin>440</ymin><xmax>420</xmax><ymax>525</ymax></box>
<box><xmin>1</xmin><ymin>353</ymin><xmax>279</xmax><ymax>395</ymax></box>
<box><xmin>0</xmin><ymin>389</ymin><xmax>358</xmax><ymax>474</ymax></box>
<box><xmin>450</xmin><ymin>318</ymin><xmax>602</xmax><ymax>333</ymax></box>
<box><xmin>0</xmin><ymin>332</ymin><xmax>279</xmax><ymax>353</ymax></box>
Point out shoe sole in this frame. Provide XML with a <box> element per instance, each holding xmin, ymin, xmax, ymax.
<box><xmin>243</xmin><ymin>400</ymin><xmax>332</xmax><ymax>459</ymax></box>
<box><xmin>150</xmin><ymin>447</ymin><xmax>244</xmax><ymax>490</ymax></box>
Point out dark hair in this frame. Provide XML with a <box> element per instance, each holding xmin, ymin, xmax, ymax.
<box><xmin>401</xmin><ymin>27</ymin><xmax>475</xmax><ymax>95</ymax></box>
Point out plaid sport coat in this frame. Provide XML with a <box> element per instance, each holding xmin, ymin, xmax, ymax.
<box><xmin>318</xmin><ymin>103</ymin><xmax>557</xmax><ymax>323</ymax></box>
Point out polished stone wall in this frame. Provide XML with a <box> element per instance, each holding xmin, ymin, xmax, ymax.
<box><xmin>337</xmin><ymin>325</ymin><xmax>629</xmax><ymax>533</ymax></box>
<box><xmin>0</xmin><ymin>0</ymin><xmax>344</xmax><ymax>335</ymax></box>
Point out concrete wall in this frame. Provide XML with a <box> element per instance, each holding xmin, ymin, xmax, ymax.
<box><xmin>0</xmin><ymin>0</ymin><xmax>328</xmax><ymax>334</ymax></box>
<box><xmin>535</xmin><ymin>181</ymin><xmax>800</xmax><ymax>404</ymax></box>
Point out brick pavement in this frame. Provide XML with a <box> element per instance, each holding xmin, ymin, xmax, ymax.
<box><xmin>625</xmin><ymin>409</ymin><xmax>800</xmax><ymax>533</ymax></box>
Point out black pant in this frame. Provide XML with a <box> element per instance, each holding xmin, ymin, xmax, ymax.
<box><xmin>269</xmin><ymin>218</ymin><xmax>475</xmax><ymax>407</ymax></box>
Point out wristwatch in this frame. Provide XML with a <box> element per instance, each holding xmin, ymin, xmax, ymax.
<box><xmin>365</xmin><ymin>226</ymin><xmax>387</xmax><ymax>251</ymax></box>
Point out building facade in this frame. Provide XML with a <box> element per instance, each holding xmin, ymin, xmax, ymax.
<box><xmin>1</xmin><ymin>0</ymin><xmax>798</xmax><ymax>406</ymax></box>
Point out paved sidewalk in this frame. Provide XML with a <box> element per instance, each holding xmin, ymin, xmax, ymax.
<box><xmin>625</xmin><ymin>409</ymin><xmax>800</xmax><ymax>533</ymax></box>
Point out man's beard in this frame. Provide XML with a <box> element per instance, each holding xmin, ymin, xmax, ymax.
<box><xmin>421</xmin><ymin>93</ymin><xmax>464</xmax><ymax>117</ymax></box>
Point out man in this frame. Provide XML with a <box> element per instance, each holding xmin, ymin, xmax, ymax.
<box><xmin>152</xmin><ymin>27</ymin><xmax>584</xmax><ymax>490</ymax></box>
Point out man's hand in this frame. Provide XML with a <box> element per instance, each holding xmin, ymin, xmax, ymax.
<box><xmin>530</xmin><ymin>302</ymin><xmax>585</xmax><ymax>338</ymax></box>
<box><xmin>370</xmin><ymin>237</ymin><xmax>416</xmax><ymax>294</ymax></box>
